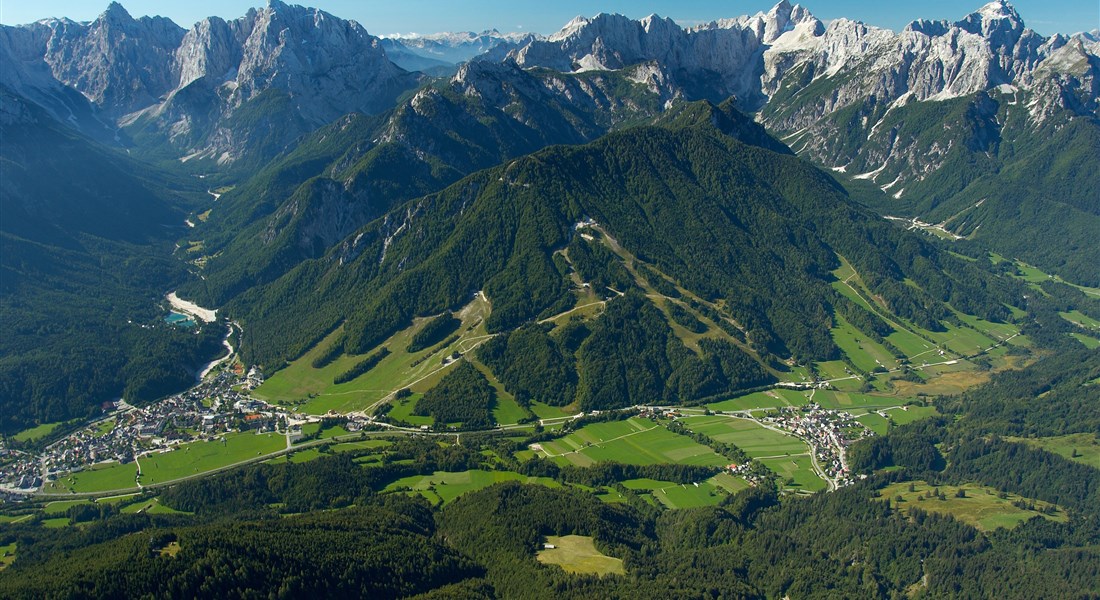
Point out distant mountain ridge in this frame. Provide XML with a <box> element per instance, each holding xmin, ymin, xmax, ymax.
<box><xmin>380</xmin><ymin>29</ymin><xmax>540</xmax><ymax>73</ymax></box>
<box><xmin>1</xmin><ymin>1</ymin><xmax>421</xmax><ymax>172</ymax></box>
<box><xmin>495</xmin><ymin>0</ymin><xmax>1100</xmax><ymax>283</ymax></box>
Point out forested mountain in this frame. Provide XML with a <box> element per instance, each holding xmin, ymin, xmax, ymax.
<box><xmin>218</xmin><ymin>100</ymin><xmax>1018</xmax><ymax>388</ymax></box>
<box><xmin>3</xmin><ymin>1</ymin><xmax>1096</xmax><ymax>280</ymax></box>
<box><xmin>0</xmin><ymin>88</ymin><xmax>224</xmax><ymax>432</ymax></box>
<box><xmin>1</xmin><ymin>2</ymin><xmax>1098</xmax><ymax>596</ymax></box>
<box><xmin>497</xmin><ymin>1</ymin><xmax>1100</xmax><ymax>283</ymax></box>
<box><xmin>180</xmin><ymin>59</ymin><xmax>670</xmax><ymax>307</ymax></box>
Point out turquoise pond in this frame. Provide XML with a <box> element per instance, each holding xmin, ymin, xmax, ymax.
<box><xmin>165</xmin><ymin>312</ymin><xmax>196</xmax><ymax>327</ymax></box>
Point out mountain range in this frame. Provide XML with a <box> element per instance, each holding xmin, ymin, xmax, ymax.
<box><xmin>1</xmin><ymin>0</ymin><xmax>1097</xmax><ymax>425</ymax></box>
<box><xmin>2</xmin><ymin>3</ymin><xmax>1100</xmax><ymax>597</ymax></box>
<box><xmin>3</xmin><ymin>0</ymin><xmax>1096</xmax><ymax>282</ymax></box>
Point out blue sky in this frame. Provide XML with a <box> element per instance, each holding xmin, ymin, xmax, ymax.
<box><xmin>1</xmin><ymin>1</ymin><xmax>1096</xmax><ymax>36</ymax></box>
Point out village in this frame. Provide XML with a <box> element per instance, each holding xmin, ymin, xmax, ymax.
<box><xmin>0</xmin><ymin>365</ymin><xmax>372</xmax><ymax>495</ymax></box>
<box><xmin>2</xmin><ymin>360</ymin><xmax>873</xmax><ymax>497</ymax></box>
<box><xmin>760</xmin><ymin>403</ymin><xmax>872</xmax><ymax>489</ymax></box>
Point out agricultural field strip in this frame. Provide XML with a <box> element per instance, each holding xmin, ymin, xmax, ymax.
<box><xmin>31</xmin><ymin>430</ymin><xmax>423</xmax><ymax>500</ymax></box>
<box><xmin>688</xmin><ymin>413</ymin><xmax>833</xmax><ymax>488</ymax></box>
<box><xmin>837</xmin><ymin>269</ymin><xmax>1017</xmax><ymax>372</ymax></box>
<box><xmin>539</xmin><ymin>422</ymin><xmax>661</xmax><ymax>457</ymax></box>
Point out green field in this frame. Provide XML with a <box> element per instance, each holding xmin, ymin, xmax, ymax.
<box><xmin>43</xmin><ymin>461</ymin><xmax>139</xmax><ymax>494</ymax></box>
<box><xmin>256</xmin><ymin>295</ymin><xmax>496</xmax><ymax>415</ymax></box>
<box><xmin>286</xmin><ymin>439</ymin><xmax>392</xmax><ymax>464</ymax></box>
<box><xmin>884</xmin><ymin>329</ymin><xmax>937</xmax><ymax>361</ymax></box>
<box><xmin>813</xmin><ymin>360</ymin><xmax>857</xmax><ymax>383</ymax></box>
<box><xmin>855</xmin><ymin>412</ymin><xmax>891</xmax><ymax>435</ymax></box>
<box><xmin>299</xmin><ymin>422</ymin><xmax>352</xmax><ymax>440</ymax></box>
<box><xmin>537</xmin><ymin>535</ymin><xmax>624</xmax><ymax>576</ymax></box>
<box><xmin>880</xmin><ymin>481</ymin><xmax>1067</xmax><ymax>531</ymax></box>
<box><xmin>12</xmin><ymin>421</ymin><xmax>65</xmax><ymax>443</ymax></box>
<box><xmin>759</xmin><ymin>456</ymin><xmax>827</xmax><ymax>492</ymax></box>
<box><xmin>1009</xmin><ymin>259</ymin><xmax>1100</xmax><ymax>298</ymax></box>
<box><xmin>1070</xmin><ymin>333</ymin><xmax>1100</xmax><ymax>349</ymax></box>
<box><xmin>94</xmin><ymin>493</ymin><xmax>142</xmax><ymax>504</ymax></box>
<box><xmin>1061</xmin><ymin>310</ymin><xmax>1100</xmax><ymax>330</ymax></box>
<box><xmin>884</xmin><ymin>405</ymin><xmax>939</xmax><ymax>425</ymax></box>
<box><xmin>529</xmin><ymin>402</ymin><xmax>579</xmax><ymax>420</ymax></box>
<box><xmin>831</xmin><ymin>261</ymin><xmax>935</xmax><ymax>361</ymax></box>
<box><xmin>386</xmin><ymin>394</ymin><xmax>433</xmax><ymax>426</ymax></box>
<box><xmin>41</xmin><ymin>518</ymin><xmax>70</xmax><ymax>528</ymax></box>
<box><xmin>492</xmin><ymin>395</ymin><xmax>530</xmax><ymax>426</ymax></box>
<box><xmin>680</xmin><ymin>416</ymin><xmax>807</xmax><ymax>458</ymax></box>
<box><xmin>384</xmin><ymin>470</ymin><xmax>560</xmax><ymax>505</ymax></box>
<box><xmin>923</xmin><ymin>322</ymin><xmax>996</xmax><ymax>357</ymax></box>
<box><xmin>810</xmin><ymin>390</ymin><xmax>911</xmax><ymax>410</ymax></box>
<box><xmin>330</xmin><ymin>439</ymin><xmax>392</xmax><ymax>453</ymax></box>
<box><xmin>119</xmin><ymin>498</ymin><xmax>187</xmax><ymax>515</ymax></box>
<box><xmin>287</xmin><ymin>448</ymin><xmax>325</xmax><ymax>463</ymax></box>
<box><xmin>620</xmin><ymin>478</ymin><xmax>727</xmax><ymax>509</ymax></box>
<box><xmin>710</xmin><ymin>472</ymin><xmax>751</xmax><ymax>495</ymax></box>
<box><xmin>707</xmin><ymin>389</ymin><xmax>808</xmax><ymax>412</ymax></box>
<box><xmin>537</xmin><ymin>418</ymin><xmax>727</xmax><ymax>468</ymax></box>
<box><xmin>138</xmin><ymin>433</ymin><xmax>285</xmax><ymax>485</ymax></box>
<box><xmin>0</xmin><ymin>542</ymin><xmax>14</xmax><ymax>570</ymax></box>
<box><xmin>1006</xmin><ymin>434</ymin><xmax>1100</xmax><ymax>469</ymax></box>
<box><xmin>831</xmin><ymin>314</ymin><xmax>900</xmax><ymax>373</ymax></box>
<box><xmin>92</xmin><ymin>419</ymin><xmax>116</xmax><ymax>438</ymax></box>
<box><xmin>43</xmin><ymin>500</ymin><xmax>91</xmax><ymax>515</ymax></box>
<box><xmin>654</xmin><ymin>481</ymin><xmax>728</xmax><ymax>508</ymax></box>
<box><xmin>954</xmin><ymin>311</ymin><xmax>1024</xmax><ymax>345</ymax></box>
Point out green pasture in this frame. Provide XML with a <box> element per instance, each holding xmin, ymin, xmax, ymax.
<box><xmin>43</xmin><ymin>462</ymin><xmax>139</xmax><ymax>494</ymax></box>
<box><xmin>707</xmin><ymin>389</ymin><xmax>808</xmax><ymax>412</ymax></box>
<box><xmin>681</xmin><ymin>416</ymin><xmax>807</xmax><ymax>458</ymax></box>
<box><xmin>138</xmin><ymin>433</ymin><xmax>285</xmax><ymax>485</ymax></box>
<box><xmin>831</xmin><ymin>314</ymin><xmax>899</xmax><ymax>373</ymax></box>
<box><xmin>538</xmin><ymin>418</ymin><xmax>727</xmax><ymax>468</ymax></box>
<box><xmin>1061</xmin><ymin>310</ymin><xmax>1100</xmax><ymax>330</ymax></box>
<box><xmin>855</xmin><ymin>412</ymin><xmax>891</xmax><ymax>435</ymax></box>
<box><xmin>1006</xmin><ymin>434</ymin><xmax>1100</xmax><ymax>469</ymax></box>
<box><xmin>12</xmin><ymin>421</ymin><xmax>65</xmax><ymax>443</ymax></box>
<box><xmin>537</xmin><ymin>535</ymin><xmax>624</xmax><ymax>576</ymax></box>
<box><xmin>256</xmin><ymin>295</ymin><xmax>495</xmax><ymax>415</ymax></box>
<box><xmin>1070</xmin><ymin>334</ymin><xmax>1100</xmax><ymax>349</ymax></box>
<box><xmin>384</xmin><ymin>470</ymin><xmax>560</xmax><ymax>505</ymax></box>
<box><xmin>759</xmin><ymin>455</ymin><xmax>827</xmax><ymax>492</ymax></box>
<box><xmin>119</xmin><ymin>498</ymin><xmax>187</xmax><ymax>515</ymax></box>
<box><xmin>880</xmin><ymin>481</ymin><xmax>1067</xmax><ymax>531</ymax></box>
<box><xmin>884</xmin><ymin>405</ymin><xmax>938</xmax><ymax>425</ymax></box>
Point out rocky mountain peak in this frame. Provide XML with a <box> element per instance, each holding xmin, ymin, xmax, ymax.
<box><xmin>957</xmin><ymin>0</ymin><xmax>1025</xmax><ymax>47</ymax></box>
<box><xmin>101</xmin><ymin>2</ymin><xmax>133</xmax><ymax>23</ymax></box>
<box><xmin>551</xmin><ymin>16</ymin><xmax>592</xmax><ymax>42</ymax></box>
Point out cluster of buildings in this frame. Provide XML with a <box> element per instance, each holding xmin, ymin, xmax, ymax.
<box><xmin>0</xmin><ymin>441</ymin><xmax>39</xmax><ymax>491</ymax></box>
<box><xmin>0</xmin><ymin>367</ymin><xmax>293</xmax><ymax>495</ymax></box>
<box><xmin>763</xmin><ymin>403</ymin><xmax>873</xmax><ymax>488</ymax></box>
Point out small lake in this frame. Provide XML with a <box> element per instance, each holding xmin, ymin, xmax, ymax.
<box><xmin>165</xmin><ymin>311</ymin><xmax>197</xmax><ymax>328</ymax></box>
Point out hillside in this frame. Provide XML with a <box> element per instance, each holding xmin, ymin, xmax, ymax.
<box><xmin>223</xmin><ymin>101</ymin><xmax>1020</xmax><ymax>394</ymax></box>
<box><xmin>180</xmin><ymin>60</ymin><xmax>670</xmax><ymax>307</ymax></box>
<box><xmin>0</xmin><ymin>88</ymin><xmax>224</xmax><ymax>432</ymax></box>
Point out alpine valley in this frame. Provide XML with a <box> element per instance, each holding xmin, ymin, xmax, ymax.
<box><xmin>0</xmin><ymin>1</ymin><xmax>1098</xmax><ymax>598</ymax></box>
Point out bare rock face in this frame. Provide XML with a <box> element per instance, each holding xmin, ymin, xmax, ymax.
<box><xmin>35</xmin><ymin>2</ymin><xmax>184</xmax><ymax>117</ymax></box>
<box><xmin>505</xmin><ymin>1</ymin><xmax>822</xmax><ymax>103</ymax></box>
<box><xmin>1</xmin><ymin>1</ymin><xmax>419</xmax><ymax>168</ymax></box>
